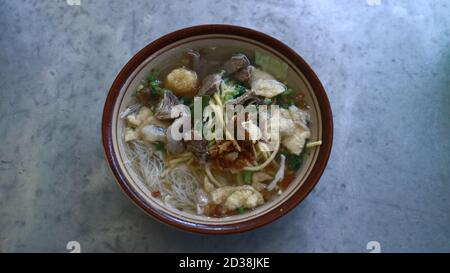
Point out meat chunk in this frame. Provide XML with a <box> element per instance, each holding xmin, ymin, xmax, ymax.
<box><xmin>186</xmin><ymin>139</ymin><xmax>209</xmax><ymax>163</ymax></box>
<box><xmin>224</xmin><ymin>53</ymin><xmax>250</xmax><ymax>74</ymax></box>
<box><xmin>197</xmin><ymin>73</ymin><xmax>222</xmax><ymax>96</ymax></box>
<box><xmin>185</xmin><ymin>50</ymin><xmax>201</xmax><ymax>70</ymax></box>
<box><xmin>155</xmin><ymin>91</ymin><xmax>180</xmax><ymax>120</ymax></box>
<box><xmin>233</xmin><ymin>65</ymin><xmax>254</xmax><ymax>84</ymax></box>
<box><xmin>225</xmin><ymin>90</ymin><xmax>263</xmax><ymax>106</ymax></box>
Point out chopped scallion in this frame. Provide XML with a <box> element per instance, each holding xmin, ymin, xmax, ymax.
<box><xmin>243</xmin><ymin>171</ymin><xmax>252</xmax><ymax>185</ymax></box>
<box><xmin>154</xmin><ymin>142</ymin><xmax>164</xmax><ymax>151</ymax></box>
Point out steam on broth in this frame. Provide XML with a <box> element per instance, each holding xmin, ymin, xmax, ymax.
<box><xmin>122</xmin><ymin>48</ymin><xmax>321</xmax><ymax>218</ymax></box>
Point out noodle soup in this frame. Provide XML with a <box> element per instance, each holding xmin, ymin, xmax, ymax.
<box><xmin>121</xmin><ymin>48</ymin><xmax>322</xmax><ymax>218</ymax></box>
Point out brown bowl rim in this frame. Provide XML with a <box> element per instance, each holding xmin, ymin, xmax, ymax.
<box><xmin>102</xmin><ymin>24</ymin><xmax>333</xmax><ymax>234</ymax></box>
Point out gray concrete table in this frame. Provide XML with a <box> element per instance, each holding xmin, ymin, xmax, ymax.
<box><xmin>1</xmin><ymin>0</ymin><xmax>449</xmax><ymax>252</ymax></box>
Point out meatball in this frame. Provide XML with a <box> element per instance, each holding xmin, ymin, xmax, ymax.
<box><xmin>164</xmin><ymin>67</ymin><xmax>198</xmax><ymax>96</ymax></box>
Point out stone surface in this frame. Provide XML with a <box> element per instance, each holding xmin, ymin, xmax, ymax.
<box><xmin>0</xmin><ymin>0</ymin><xmax>449</xmax><ymax>252</ymax></box>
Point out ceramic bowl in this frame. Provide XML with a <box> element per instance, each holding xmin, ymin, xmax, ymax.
<box><xmin>102</xmin><ymin>24</ymin><xmax>333</xmax><ymax>234</ymax></box>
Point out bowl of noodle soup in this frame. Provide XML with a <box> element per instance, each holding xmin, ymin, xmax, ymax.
<box><xmin>102</xmin><ymin>25</ymin><xmax>333</xmax><ymax>234</ymax></box>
